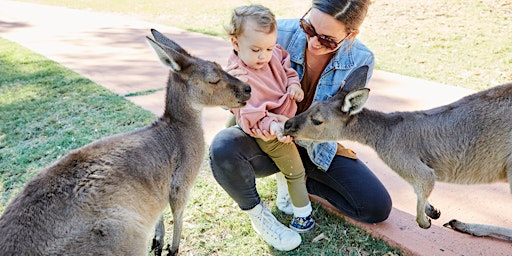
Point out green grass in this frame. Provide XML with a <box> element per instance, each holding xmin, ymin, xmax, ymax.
<box><xmin>0</xmin><ymin>37</ymin><xmax>156</xmax><ymax>206</ymax></box>
<box><xmin>18</xmin><ymin>0</ymin><xmax>512</xmax><ymax>90</ymax></box>
<box><xmin>0</xmin><ymin>38</ymin><xmax>401</xmax><ymax>255</ymax></box>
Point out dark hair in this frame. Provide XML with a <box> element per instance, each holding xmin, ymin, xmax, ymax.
<box><xmin>312</xmin><ymin>0</ymin><xmax>370</xmax><ymax>32</ymax></box>
<box><xmin>225</xmin><ymin>4</ymin><xmax>277</xmax><ymax>37</ymax></box>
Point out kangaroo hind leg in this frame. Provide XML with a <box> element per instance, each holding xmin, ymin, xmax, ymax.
<box><xmin>444</xmin><ymin>219</ymin><xmax>512</xmax><ymax>241</ymax></box>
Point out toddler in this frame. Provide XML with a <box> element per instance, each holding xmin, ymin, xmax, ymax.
<box><xmin>226</xmin><ymin>4</ymin><xmax>315</xmax><ymax>233</ymax></box>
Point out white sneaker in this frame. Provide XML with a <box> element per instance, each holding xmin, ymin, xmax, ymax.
<box><xmin>245</xmin><ymin>202</ymin><xmax>302</xmax><ymax>251</ymax></box>
<box><xmin>275</xmin><ymin>172</ymin><xmax>293</xmax><ymax>215</ymax></box>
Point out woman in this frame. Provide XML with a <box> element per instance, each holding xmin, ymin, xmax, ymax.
<box><xmin>210</xmin><ymin>0</ymin><xmax>392</xmax><ymax>251</ymax></box>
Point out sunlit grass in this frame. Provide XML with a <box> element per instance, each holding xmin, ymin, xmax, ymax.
<box><xmin>20</xmin><ymin>0</ymin><xmax>512</xmax><ymax>90</ymax></box>
<box><xmin>0</xmin><ymin>37</ymin><xmax>156</xmax><ymax>205</ymax></box>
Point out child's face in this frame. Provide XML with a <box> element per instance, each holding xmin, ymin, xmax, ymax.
<box><xmin>231</xmin><ymin>20</ymin><xmax>277</xmax><ymax>70</ymax></box>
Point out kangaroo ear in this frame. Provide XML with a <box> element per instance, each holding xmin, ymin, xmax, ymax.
<box><xmin>341</xmin><ymin>88</ymin><xmax>370</xmax><ymax>114</ymax></box>
<box><xmin>150</xmin><ymin>28</ymin><xmax>191</xmax><ymax>57</ymax></box>
<box><xmin>342</xmin><ymin>65</ymin><xmax>369</xmax><ymax>92</ymax></box>
<box><xmin>146</xmin><ymin>36</ymin><xmax>188</xmax><ymax>72</ymax></box>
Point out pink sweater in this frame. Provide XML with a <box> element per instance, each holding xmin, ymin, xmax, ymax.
<box><xmin>229</xmin><ymin>45</ymin><xmax>301</xmax><ymax>136</ymax></box>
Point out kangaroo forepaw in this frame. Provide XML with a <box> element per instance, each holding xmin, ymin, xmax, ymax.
<box><xmin>425</xmin><ymin>205</ymin><xmax>441</xmax><ymax>219</ymax></box>
<box><xmin>151</xmin><ymin>238</ymin><xmax>163</xmax><ymax>256</ymax></box>
<box><xmin>164</xmin><ymin>244</ymin><xmax>177</xmax><ymax>256</ymax></box>
<box><xmin>418</xmin><ymin>218</ymin><xmax>432</xmax><ymax>229</ymax></box>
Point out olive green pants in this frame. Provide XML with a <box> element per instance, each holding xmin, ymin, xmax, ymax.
<box><xmin>255</xmin><ymin>137</ymin><xmax>309</xmax><ymax>207</ymax></box>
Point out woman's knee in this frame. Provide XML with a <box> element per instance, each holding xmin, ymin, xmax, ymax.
<box><xmin>210</xmin><ymin>128</ymin><xmax>245</xmax><ymax>168</ymax></box>
<box><xmin>359</xmin><ymin>194</ymin><xmax>392</xmax><ymax>223</ymax></box>
<box><xmin>307</xmin><ymin>157</ymin><xmax>392</xmax><ymax>223</ymax></box>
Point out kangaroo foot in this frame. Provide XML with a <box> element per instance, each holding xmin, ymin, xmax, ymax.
<box><xmin>445</xmin><ymin>219</ymin><xmax>512</xmax><ymax>241</ymax></box>
<box><xmin>444</xmin><ymin>219</ymin><xmax>479</xmax><ymax>236</ymax></box>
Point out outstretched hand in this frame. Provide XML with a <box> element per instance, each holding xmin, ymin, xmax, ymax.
<box><xmin>251</xmin><ymin>128</ymin><xmax>276</xmax><ymax>141</ymax></box>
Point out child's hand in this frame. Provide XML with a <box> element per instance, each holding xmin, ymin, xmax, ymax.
<box><xmin>251</xmin><ymin>128</ymin><xmax>276</xmax><ymax>141</ymax></box>
<box><xmin>267</xmin><ymin>112</ymin><xmax>289</xmax><ymax>123</ymax></box>
<box><xmin>287</xmin><ymin>84</ymin><xmax>304</xmax><ymax>102</ymax></box>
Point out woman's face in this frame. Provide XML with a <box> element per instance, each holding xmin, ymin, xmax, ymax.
<box><xmin>305</xmin><ymin>8</ymin><xmax>353</xmax><ymax>55</ymax></box>
<box><xmin>230</xmin><ymin>20</ymin><xmax>277</xmax><ymax>70</ymax></box>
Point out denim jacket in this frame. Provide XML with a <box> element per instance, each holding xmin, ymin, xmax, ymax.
<box><xmin>277</xmin><ymin>18</ymin><xmax>375</xmax><ymax>171</ymax></box>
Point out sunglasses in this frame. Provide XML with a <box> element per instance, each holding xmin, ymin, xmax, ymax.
<box><xmin>299</xmin><ymin>8</ymin><xmax>349</xmax><ymax>50</ymax></box>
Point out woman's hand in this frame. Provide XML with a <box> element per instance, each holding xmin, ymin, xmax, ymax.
<box><xmin>225</xmin><ymin>63</ymin><xmax>248</xmax><ymax>83</ymax></box>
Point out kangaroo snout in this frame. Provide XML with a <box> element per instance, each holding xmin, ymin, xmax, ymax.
<box><xmin>238</xmin><ymin>83</ymin><xmax>251</xmax><ymax>105</ymax></box>
<box><xmin>283</xmin><ymin>117</ymin><xmax>306</xmax><ymax>139</ymax></box>
<box><xmin>283</xmin><ymin>120</ymin><xmax>295</xmax><ymax>136</ymax></box>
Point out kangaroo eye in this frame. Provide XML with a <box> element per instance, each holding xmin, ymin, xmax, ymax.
<box><xmin>311</xmin><ymin>119</ymin><xmax>323</xmax><ymax>126</ymax></box>
<box><xmin>209</xmin><ymin>79</ymin><xmax>220</xmax><ymax>85</ymax></box>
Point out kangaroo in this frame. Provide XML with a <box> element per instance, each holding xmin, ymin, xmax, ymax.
<box><xmin>0</xmin><ymin>29</ymin><xmax>251</xmax><ymax>256</ymax></box>
<box><xmin>283</xmin><ymin>65</ymin><xmax>512</xmax><ymax>241</ymax></box>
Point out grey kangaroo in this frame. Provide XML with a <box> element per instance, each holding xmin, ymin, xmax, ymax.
<box><xmin>0</xmin><ymin>29</ymin><xmax>251</xmax><ymax>255</ymax></box>
<box><xmin>283</xmin><ymin>65</ymin><xmax>512</xmax><ymax>241</ymax></box>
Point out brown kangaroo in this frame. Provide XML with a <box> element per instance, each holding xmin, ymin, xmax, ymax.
<box><xmin>0</xmin><ymin>29</ymin><xmax>251</xmax><ymax>255</ymax></box>
<box><xmin>283</xmin><ymin>65</ymin><xmax>512</xmax><ymax>241</ymax></box>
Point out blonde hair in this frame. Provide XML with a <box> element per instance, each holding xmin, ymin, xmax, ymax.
<box><xmin>225</xmin><ymin>5</ymin><xmax>276</xmax><ymax>37</ymax></box>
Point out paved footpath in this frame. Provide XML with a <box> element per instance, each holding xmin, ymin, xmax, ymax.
<box><xmin>1</xmin><ymin>1</ymin><xmax>511</xmax><ymax>255</ymax></box>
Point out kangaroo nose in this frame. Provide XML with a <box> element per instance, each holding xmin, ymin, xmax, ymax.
<box><xmin>284</xmin><ymin>120</ymin><xmax>292</xmax><ymax>130</ymax></box>
<box><xmin>244</xmin><ymin>84</ymin><xmax>251</xmax><ymax>94</ymax></box>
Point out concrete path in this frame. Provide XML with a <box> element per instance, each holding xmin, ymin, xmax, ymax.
<box><xmin>1</xmin><ymin>1</ymin><xmax>511</xmax><ymax>255</ymax></box>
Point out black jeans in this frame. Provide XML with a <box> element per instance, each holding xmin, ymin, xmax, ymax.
<box><xmin>209</xmin><ymin>126</ymin><xmax>392</xmax><ymax>223</ymax></box>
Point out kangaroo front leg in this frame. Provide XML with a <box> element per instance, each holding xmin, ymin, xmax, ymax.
<box><xmin>167</xmin><ymin>184</ymin><xmax>193</xmax><ymax>256</ymax></box>
<box><xmin>412</xmin><ymin>170</ymin><xmax>437</xmax><ymax>228</ymax></box>
<box><xmin>507</xmin><ymin>156</ymin><xmax>512</xmax><ymax>193</ymax></box>
<box><xmin>168</xmin><ymin>206</ymin><xmax>184</xmax><ymax>256</ymax></box>
<box><xmin>151</xmin><ymin>216</ymin><xmax>166</xmax><ymax>256</ymax></box>
<box><xmin>414</xmin><ymin>192</ymin><xmax>431</xmax><ymax>228</ymax></box>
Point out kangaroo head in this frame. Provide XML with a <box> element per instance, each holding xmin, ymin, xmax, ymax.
<box><xmin>283</xmin><ymin>65</ymin><xmax>370</xmax><ymax>141</ymax></box>
<box><xmin>146</xmin><ymin>29</ymin><xmax>251</xmax><ymax>109</ymax></box>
